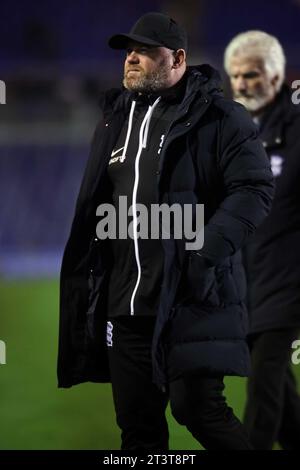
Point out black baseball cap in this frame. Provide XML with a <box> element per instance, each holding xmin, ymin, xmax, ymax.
<box><xmin>108</xmin><ymin>12</ymin><xmax>188</xmax><ymax>51</ymax></box>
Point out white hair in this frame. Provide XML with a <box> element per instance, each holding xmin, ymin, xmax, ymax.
<box><xmin>224</xmin><ymin>30</ymin><xmax>286</xmax><ymax>92</ymax></box>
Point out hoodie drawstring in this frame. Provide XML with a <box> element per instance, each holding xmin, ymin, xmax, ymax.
<box><xmin>120</xmin><ymin>100</ymin><xmax>136</xmax><ymax>163</ymax></box>
<box><xmin>142</xmin><ymin>96</ymin><xmax>161</xmax><ymax>148</ymax></box>
<box><xmin>120</xmin><ymin>96</ymin><xmax>161</xmax><ymax>162</ymax></box>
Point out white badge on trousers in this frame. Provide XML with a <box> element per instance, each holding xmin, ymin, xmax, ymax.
<box><xmin>106</xmin><ymin>321</ymin><xmax>113</xmax><ymax>347</ymax></box>
<box><xmin>270</xmin><ymin>154</ymin><xmax>284</xmax><ymax>177</ymax></box>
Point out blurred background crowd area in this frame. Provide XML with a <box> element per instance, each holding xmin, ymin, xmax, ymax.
<box><xmin>0</xmin><ymin>0</ymin><xmax>300</xmax><ymax>278</ymax></box>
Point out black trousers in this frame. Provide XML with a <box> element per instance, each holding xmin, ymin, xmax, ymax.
<box><xmin>107</xmin><ymin>316</ymin><xmax>252</xmax><ymax>450</ymax></box>
<box><xmin>243</xmin><ymin>329</ymin><xmax>300</xmax><ymax>449</ymax></box>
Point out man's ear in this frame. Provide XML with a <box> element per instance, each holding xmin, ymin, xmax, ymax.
<box><xmin>172</xmin><ymin>49</ymin><xmax>186</xmax><ymax>68</ymax></box>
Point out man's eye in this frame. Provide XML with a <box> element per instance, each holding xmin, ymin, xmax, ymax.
<box><xmin>244</xmin><ymin>72</ymin><xmax>260</xmax><ymax>79</ymax></box>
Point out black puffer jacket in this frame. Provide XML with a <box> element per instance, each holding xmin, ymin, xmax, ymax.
<box><xmin>244</xmin><ymin>85</ymin><xmax>300</xmax><ymax>334</ymax></box>
<box><xmin>57</xmin><ymin>65</ymin><xmax>274</xmax><ymax>388</ymax></box>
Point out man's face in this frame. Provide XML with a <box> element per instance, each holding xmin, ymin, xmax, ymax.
<box><xmin>123</xmin><ymin>41</ymin><xmax>175</xmax><ymax>93</ymax></box>
<box><xmin>229</xmin><ymin>56</ymin><xmax>278</xmax><ymax>114</ymax></box>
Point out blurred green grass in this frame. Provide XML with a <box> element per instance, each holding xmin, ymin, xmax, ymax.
<box><xmin>0</xmin><ymin>280</ymin><xmax>299</xmax><ymax>450</ymax></box>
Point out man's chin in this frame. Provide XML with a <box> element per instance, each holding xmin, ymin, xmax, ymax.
<box><xmin>123</xmin><ymin>79</ymin><xmax>154</xmax><ymax>94</ymax></box>
<box><xmin>123</xmin><ymin>81</ymin><xmax>135</xmax><ymax>91</ymax></box>
<box><xmin>234</xmin><ymin>96</ymin><xmax>269</xmax><ymax>113</ymax></box>
<box><xmin>123</xmin><ymin>78</ymin><xmax>143</xmax><ymax>92</ymax></box>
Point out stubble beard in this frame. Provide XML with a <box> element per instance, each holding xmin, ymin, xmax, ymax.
<box><xmin>123</xmin><ymin>63</ymin><xmax>171</xmax><ymax>93</ymax></box>
<box><xmin>234</xmin><ymin>86</ymin><xmax>275</xmax><ymax>113</ymax></box>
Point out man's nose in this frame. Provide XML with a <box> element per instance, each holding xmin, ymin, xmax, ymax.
<box><xmin>235</xmin><ymin>76</ymin><xmax>247</xmax><ymax>93</ymax></box>
<box><xmin>126</xmin><ymin>51</ymin><xmax>139</xmax><ymax>64</ymax></box>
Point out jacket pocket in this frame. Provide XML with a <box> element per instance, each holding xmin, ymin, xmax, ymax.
<box><xmin>86</xmin><ymin>237</ymin><xmax>106</xmax><ymax>338</ymax></box>
<box><xmin>183</xmin><ymin>252</ymin><xmax>220</xmax><ymax>307</ymax></box>
<box><xmin>215</xmin><ymin>264</ymin><xmax>241</xmax><ymax>306</ymax></box>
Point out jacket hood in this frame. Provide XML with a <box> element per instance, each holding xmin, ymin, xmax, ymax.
<box><xmin>186</xmin><ymin>64</ymin><xmax>223</xmax><ymax>97</ymax></box>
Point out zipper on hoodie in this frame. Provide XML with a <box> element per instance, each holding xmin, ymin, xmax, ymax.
<box><xmin>126</xmin><ymin>97</ymin><xmax>161</xmax><ymax>315</ymax></box>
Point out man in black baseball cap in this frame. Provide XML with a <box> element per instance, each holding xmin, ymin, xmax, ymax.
<box><xmin>109</xmin><ymin>12</ymin><xmax>188</xmax><ymax>95</ymax></box>
<box><xmin>108</xmin><ymin>12</ymin><xmax>188</xmax><ymax>51</ymax></box>
<box><xmin>59</xmin><ymin>10</ymin><xmax>274</xmax><ymax>452</ymax></box>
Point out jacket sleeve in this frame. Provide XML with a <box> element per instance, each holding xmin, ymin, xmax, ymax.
<box><xmin>60</xmin><ymin>116</ymin><xmax>105</xmax><ymax>277</ymax></box>
<box><xmin>198</xmin><ymin>103</ymin><xmax>274</xmax><ymax>265</ymax></box>
<box><xmin>75</xmin><ymin>116</ymin><xmax>104</xmax><ymax>215</ymax></box>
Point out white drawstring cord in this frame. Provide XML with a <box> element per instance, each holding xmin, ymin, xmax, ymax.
<box><xmin>120</xmin><ymin>100</ymin><xmax>136</xmax><ymax>162</ymax></box>
<box><xmin>142</xmin><ymin>96</ymin><xmax>161</xmax><ymax>148</ymax></box>
<box><xmin>120</xmin><ymin>96</ymin><xmax>161</xmax><ymax>162</ymax></box>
